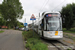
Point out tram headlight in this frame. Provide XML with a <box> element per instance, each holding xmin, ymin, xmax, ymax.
<box><xmin>60</xmin><ymin>32</ymin><xmax>63</xmax><ymax>35</ymax></box>
<box><xmin>47</xmin><ymin>32</ymin><xmax>52</xmax><ymax>34</ymax></box>
<box><xmin>61</xmin><ymin>32</ymin><xmax>63</xmax><ymax>33</ymax></box>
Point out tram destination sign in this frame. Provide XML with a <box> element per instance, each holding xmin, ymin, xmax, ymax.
<box><xmin>46</xmin><ymin>13</ymin><xmax>59</xmax><ymax>17</ymax></box>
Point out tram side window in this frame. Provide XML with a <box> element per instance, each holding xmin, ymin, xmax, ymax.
<box><xmin>39</xmin><ymin>24</ymin><xmax>41</xmax><ymax>30</ymax></box>
<box><xmin>44</xmin><ymin>18</ymin><xmax>46</xmax><ymax>30</ymax></box>
<box><xmin>41</xmin><ymin>19</ymin><xmax>44</xmax><ymax>30</ymax></box>
<box><xmin>39</xmin><ymin>21</ymin><xmax>42</xmax><ymax>30</ymax></box>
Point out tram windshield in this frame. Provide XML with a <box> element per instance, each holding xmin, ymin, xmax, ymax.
<box><xmin>46</xmin><ymin>17</ymin><xmax>61</xmax><ymax>31</ymax></box>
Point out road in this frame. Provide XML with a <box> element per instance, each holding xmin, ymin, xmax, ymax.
<box><xmin>0</xmin><ymin>29</ymin><xmax>24</xmax><ymax>50</ymax></box>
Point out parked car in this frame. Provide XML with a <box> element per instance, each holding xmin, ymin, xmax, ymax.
<box><xmin>15</xmin><ymin>26</ymin><xmax>19</xmax><ymax>30</ymax></box>
<box><xmin>24</xmin><ymin>28</ymin><xmax>29</xmax><ymax>31</ymax></box>
<box><xmin>19</xmin><ymin>27</ymin><xmax>24</xmax><ymax>30</ymax></box>
<box><xmin>19</xmin><ymin>27</ymin><xmax>29</xmax><ymax>31</ymax></box>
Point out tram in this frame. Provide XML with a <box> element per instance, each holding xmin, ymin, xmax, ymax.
<box><xmin>36</xmin><ymin>11</ymin><xmax>63</xmax><ymax>40</ymax></box>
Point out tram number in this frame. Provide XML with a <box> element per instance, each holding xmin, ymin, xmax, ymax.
<box><xmin>55</xmin><ymin>31</ymin><xmax>58</xmax><ymax>35</ymax></box>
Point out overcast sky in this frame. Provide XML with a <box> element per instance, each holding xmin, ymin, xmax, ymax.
<box><xmin>0</xmin><ymin>0</ymin><xmax>75</xmax><ymax>24</ymax></box>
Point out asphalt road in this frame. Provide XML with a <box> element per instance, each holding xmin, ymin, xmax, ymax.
<box><xmin>0</xmin><ymin>29</ymin><xmax>24</xmax><ymax>50</ymax></box>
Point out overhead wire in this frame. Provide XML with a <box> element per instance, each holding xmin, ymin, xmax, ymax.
<box><xmin>41</xmin><ymin>0</ymin><xmax>49</xmax><ymax>11</ymax></box>
<box><xmin>40</xmin><ymin>0</ymin><xmax>66</xmax><ymax>12</ymax></box>
<box><xmin>34</xmin><ymin>0</ymin><xmax>47</xmax><ymax>24</ymax></box>
<box><xmin>39</xmin><ymin>0</ymin><xmax>49</xmax><ymax>12</ymax></box>
<box><xmin>35</xmin><ymin>0</ymin><xmax>66</xmax><ymax>25</ymax></box>
<box><xmin>39</xmin><ymin>0</ymin><xmax>46</xmax><ymax>11</ymax></box>
<box><xmin>52</xmin><ymin>0</ymin><xmax>66</xmax><ymax>10</ymax></box>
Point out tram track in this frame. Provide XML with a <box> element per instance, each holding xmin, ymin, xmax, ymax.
<box><xmin>64</xmin><ymin>34</ymin><xmax>75</xmax><ymax>41</ymax></box>
<box><xmin>34</xmin><ymin>30</ymin><xmax>75</xmax><ymax>50</ymax></box>
<box><xmin>58</xmin><ymin>40</ymin><xmax>75</xmax><ymax>50</ymax></box>
<box><xmin>49</xmin><ymin>41</ymin><xmax>69</xmax><ymax>50</ymax></box>
<box><xmin>50</xmin><ymin>42</ymin><xmax>61</xmax><ymax>50</ymax></box>
<box><xmin>41</xmin><ymin>38</ymin><xmax>75</xmax><ymax>50</ymax></box>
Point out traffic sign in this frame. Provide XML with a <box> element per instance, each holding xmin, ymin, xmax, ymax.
<box><xmin>24</xmin><ymin>23</ymin><xmax>27</xmax><ymax>26</ymax></box>
<box><xmin>30</xmin><ymin>14</ymin><xmax>36</xmax><ymax>20</ymax></box>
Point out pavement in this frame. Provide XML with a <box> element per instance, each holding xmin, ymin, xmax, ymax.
<box><xmin>0</xmin><ymin>29</ymin><xmax>24</xmax><ymax>50</ymax></box>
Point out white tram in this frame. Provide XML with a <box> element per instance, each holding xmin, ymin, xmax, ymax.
<box><xmin>36</xmin><ymin>11</ymin><xmax>63</xmax><ymax>40</ymax></box>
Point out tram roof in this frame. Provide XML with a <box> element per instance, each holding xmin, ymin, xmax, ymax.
<box><xmin>42</xmin><ymin>11</ymin><xmax>60</xmax><ymax>16</ymax></box>
<box><xmin>36</xmin><ymin>11</ymin><xmax>60</xmax><ymax>25</ymax></box>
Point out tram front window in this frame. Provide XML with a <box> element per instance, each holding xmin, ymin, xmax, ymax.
<box><xmin>46</xmin><ymin>17</ymin><xmax>61</xmax><ymax>31</ymax></box>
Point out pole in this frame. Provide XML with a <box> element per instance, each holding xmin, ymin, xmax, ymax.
<box><xmin>24</xmin><ymin>18</ymin><xmax>26</xmax><ymax>31</ymax></box>
<box><xmin>32</xmin><ymin>20</ymin><xmax>34</xmax><ymax>37</ymax></box>
<box><xmin>39</xmin><ymin>13</ymin><xmax>40</xmax><ymax>17</ymax></box>
<box><xmin>25</xmin><ymin>18</ymin><xmax>26</xmax><ymax>23</ymax></box>
<box><xmin>25</xmin><ymin>18</ymin><xmax>26</xmax><ymax>28</ymax></box>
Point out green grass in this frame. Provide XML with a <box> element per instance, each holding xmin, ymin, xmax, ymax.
<box><xmin>0</xmin><ymin>31</ymin><xmax>4</xmax><ymax>33</ymax></box>
<box><xmin>22</xmin><ymin>30</ymin><xmax>40</xmax><ymax>40</ymax></box>
<box><xmin>67</xmin><ymin>48</ymin><xmax>72</xmax><ymax>50</ymax></box>
<box><xmin>64</xmin><ymin>34</ymin><xmax>75</xmax><ymax>41</ymax></box>
<box><xmin>26</xmin><ymin>38</ymin><xmax>48</xmax><ymax>50</ymax></box>
<box><xmin>63</xmin><ymin>31</ymin><xmax>75</xmax><ymax>33</ymax></box>
<box><xmin>22</xmin><ymin>30</ymin><xmax>48</xmax><ymax>50</ymax></box>
<box><xmin>63</xmin><ymin>28</ymin><xmax>75</xmax><ymax>33</ymax></box>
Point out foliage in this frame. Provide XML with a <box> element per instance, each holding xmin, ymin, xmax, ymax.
<box><xmin>22</xmin><ymin>30</ymin><xmax>48</xmax><ymax>50</ymax></box>
<box><xmin>19</xmin><ymin>25</ymin><xmax>23</xmax><ymax>28</ymax></box>
<box><xmin>67</xmin><ymin>48</ymin><xmax>72</xmax><ymax>50</ymax></box>
<box><xmin>0</xmin><ymin>11</ymin><xmax>5</xmax><ymax>26</ymax></box>
<box><xmin>63</xmin><ymin>28</ymin><xmax>75</xmax><ymax>33</ymax></box>
<box><xmin>61</xmin><ymin>3</ymin><xmax>75</xmax><ymax>30</ymax></box>
<box><xmin>0</xmin><ymin>0</ymin><xmax>24</xmax><ymax>28</ymax></box>
<box><xmin>22</xmin><ymin>30</ymin><xmax>39</xmax><ymax>40</ymax></box>
<box><xmin>16</xmin><ymin>21</ymin><xmax>23</xmax><ymax>28</ymax></box>
<box><xmin>0</xmin><ymin>18</ymin><xmax>5</xmax><ymax>26</ymax></box>
<box><xmin>26</xmin><ymin>38</ymin><xmax>48</xmax><ymax>50</ymax></box>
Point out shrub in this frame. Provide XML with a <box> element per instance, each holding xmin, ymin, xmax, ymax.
<box><xmin>22</xmin><ymin>30</ymin><xmax>48</xmax><ymax>50</ymax></box>
<box><xmin>22</xmin><ymin>30</ymin><xmax>39</xmax><ymax>40</ymax></box>
<box><xmin>26</xmin><ymin>38</ymin><xmax>48</xmax><ymax>50</ymax></box>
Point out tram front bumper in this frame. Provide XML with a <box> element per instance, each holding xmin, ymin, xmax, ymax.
<box><xmin>44</xmin><ymin>35</ymin><xmax>63</xmax><ymax>40</ymax></box>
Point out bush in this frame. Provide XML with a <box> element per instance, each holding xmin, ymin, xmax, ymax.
<box><xmin>22</xmin><ymin>30</ymin><xmax>48</xmax><ymax>50</ymax></box>
<box><xmin>67</xmin><ymin>48</ymin><xmax>72</xmax><ymax>50</ymax></box>
<box><xmin>32</xmin><ymin>43</ymin><xmax>48</xmax><ymax>50</ymax></box>
<box><xmin>22</xmin><ymin>30</ymin><xmax>39</xmax><ymax>40</ymax></box>
<box><xmin>26</xmin><ymin>38</ymin><xmax>40</xmax><ymax>48</ymax></box>
<box><xmin>26</xmin><ymin>38</ymin><xmax>48</xmax><ymax>50</ymax></box>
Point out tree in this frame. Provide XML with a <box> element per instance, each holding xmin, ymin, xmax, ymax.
<box><xmin>0</xmin><ymin>17</ymin><xmax>5</xmax><ymax>28</ymax></box>
<box><xmin>17</xmin><ymin>21</ymin><xmax>23</xmax><ymax>28</ymax></box>
<box><xmin>19</xmin><ymin>25</ymin><xmax>23</xmax><ymax>28</ymax></box>
<box><xmin>0</xmin><ymin>0</ymin><xmax>24</xmax><ymax>28</ymax></box>
<box><xmin>0</xmin><ymin>12</ymin><xmax>5</xmax><ymax>27</ymax></box>
<box><xmin>61</xmin><ymin>3</ymin><xmax>75</xmax><ymax>30</ymax></box>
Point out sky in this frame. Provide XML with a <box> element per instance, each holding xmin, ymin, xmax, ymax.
<box><xmin>0</xmin><ymin>0</ymin><xmax>75</xmax><ymax>24</ymax></box>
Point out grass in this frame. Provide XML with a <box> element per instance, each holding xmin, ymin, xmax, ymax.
<box><xmin>67</xmin><ymin>48</ymin><xmax>72</xmax><ymax>50</ymax></box>
<box><xmin>22</xmin><ymin>30</ymin><xmax>48</xmax><ymax>50</ymax></box>
<box><xmin>63</xmin><ymin>28</ymin><xmax>75</xmax><ymax>33</ymax></box>
<box><xmin>22</xmin><ymin>30</ymin><xmax>40</xmax><ymax>40</ymax></box>
<box><xmin>26</xmin><ymin>38</ymin><xmax>48</xmax><ymax>50</ymax></box>
<box><xmin>64</xmin><ymin>34</ymin><xmax>75</xmax><ymax>41</ymax></box>
<box><xmin>0</xmin><ymin>31</ymin><xmax>4</xmax><ymax>33</ymax></box>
